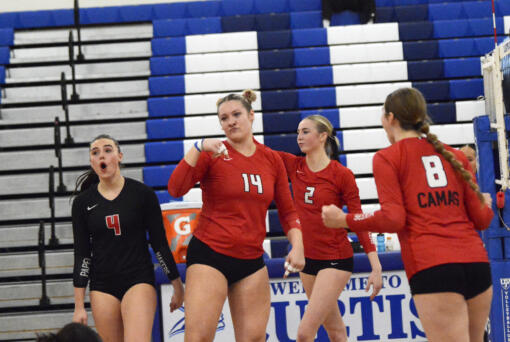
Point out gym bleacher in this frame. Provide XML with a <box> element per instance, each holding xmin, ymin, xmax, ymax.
<box><xmin>0</xmin><ymin>0</ymin><xmax>508</xmax><ymax>340</ymax></box>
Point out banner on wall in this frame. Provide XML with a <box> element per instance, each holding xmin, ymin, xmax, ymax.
<box><xmin>160</xmin><ymin>270</ymin><xmax>426</xmax><ymax>342</ymax></box>
<box><xmin>488</xmin><ymin>260</ymin><xmax>510</xmax><ymax>342</ymax></box>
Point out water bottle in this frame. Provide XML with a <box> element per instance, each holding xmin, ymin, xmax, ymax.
<box><xmin>376</xmin><ymin>233</ymin><xmax>386</xmax><ymax>252</ymax></box>
<box><xmin>386</xmin><ymin>235</ymin><xmax>394</xmax><ymax>251</ymax></box>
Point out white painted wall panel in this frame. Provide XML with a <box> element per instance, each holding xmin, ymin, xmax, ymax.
<box><xmin>336</xmin><ymin>82</ymin><xmax>412</xmax><ymax>106</ymax></box>
<box><xmin>185</xmin><ymin>91</ymin><xmax>262</xmax><ymax>115</ymax></box>
<box><xmin>340</xmin><ymin>105</ymin><xmax>382</xmax><ymax>128</ymax></box>
<box><xmin>185</xmin><ymin>51</ymin><xmax>259</xmax><ymax>73</ymax></box>
<box><xmin>330</xmin><ymin>42</ymin><xmax>403</xmax><ymax>65</ymax></box>
<box><xmin>327</xmin><ymin>23</ymin><xmax>399</xmax><ymax>46</ymax></box>
<box><xmin>333</xmin><ymin>61</ymin><xmax>408</xmax><ymax>85</ymax></box>
<box><xmin>185</xmin><ymin>70</ymin><xmax>260</xmax><ymax>94</ymax></box>
<box><xmin>455</xmin><ymin>100</ymin><xmax>485</xmax><ymax>121</ymax></box>
<box><xmin>186</xmin><ymin>32</ymin><xmax>257</xmax><ymax>54</ymax></box>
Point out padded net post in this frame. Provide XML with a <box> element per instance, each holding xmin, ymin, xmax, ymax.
<box><xmin>481</xmin><ymin>40</ymin><xmax>510</xmax><ymax>189</ymax></box>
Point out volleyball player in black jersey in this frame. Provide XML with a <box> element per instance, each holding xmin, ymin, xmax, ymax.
<box><xmin>71</xmin><ymin>134</ymin><xmax>184</xmax><ymax>342</ymax></box>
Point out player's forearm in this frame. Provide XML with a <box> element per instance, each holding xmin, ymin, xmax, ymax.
<box><xmin>286</xmin><ymin>228</ymin><xmax>304</xmax><ymax>251</ymax></box>
<box><xmin>168</xmin><ymin>159</ymin><xmax>197</xmax><ymax>197</ymax></box>
<box><xmin>367</xmin><ymin>251</ymin><xmax>382</xmax><ymax>273</ymax></box>
<box><xmin>73</xmin><ymin>287</ymin><xmax>86</xmax><ymax>309</ymax></box>
<box><xmin>183</xmin><ymin>142</ymin><xmax>202</xmax><ymax>167</ymax></box>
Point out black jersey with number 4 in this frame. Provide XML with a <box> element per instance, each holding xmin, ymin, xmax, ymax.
<box><xmin>72</xmin><ymin>177</ymin><xmax>179</xmax><ymax>287</ymax></box>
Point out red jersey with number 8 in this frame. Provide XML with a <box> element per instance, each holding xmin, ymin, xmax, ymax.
<box><xmin>346</xmin><ymin>137</ymin><xmax>493</xmax><ymax>279</ymax></box>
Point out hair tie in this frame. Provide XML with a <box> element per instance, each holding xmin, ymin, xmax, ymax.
<box><xmin>413</xmin><ymin>121</ymin><xmax>424</xmax><ymax>130</ymax></box>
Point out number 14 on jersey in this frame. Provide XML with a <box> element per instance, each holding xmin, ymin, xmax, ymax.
<box><xmin>242</xmin><ymin>173</ymin><xmax>263</xmax><ymax>194</ymax></box>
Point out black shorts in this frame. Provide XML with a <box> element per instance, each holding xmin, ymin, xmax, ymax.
<box><xmin>409</xmin><ymin>262</ymin><xmax>492</xmax><ymax>300</ymax></box>
<box><xmin>186</xmin><ymin>236</ymin><xmax>266</xmax><ymax>286</ymax></box>
<box><xmin>301</xmin><ymin>257</ymin><xmax>354</xmax><ymax>276</ymax></box>
<box><xmin>90</xmin><ymin>267</ymin><xmax>155</xmax><ymax>301</ymax></box>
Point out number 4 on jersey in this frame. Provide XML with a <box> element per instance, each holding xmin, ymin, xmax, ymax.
<box><xmin>242</xmin><ymin>173</ymin><xmax>263</xmax><ymax>194</ymax></box>
<box><xmin>106</xmin><ymin>214</ymin><xmax>122</xmax><ymax>236</ymax></box>
<box><xmin>421</xmin><ymin>155</ymin><xmax>448</xmax><ymax>188</ymax></box>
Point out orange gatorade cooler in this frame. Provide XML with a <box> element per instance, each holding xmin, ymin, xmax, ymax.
<box><xmin>160</xmin><ymin>202</ymin><xmax>202</xmax><ymax>263</ymax></box>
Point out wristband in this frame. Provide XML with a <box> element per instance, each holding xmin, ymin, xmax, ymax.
<box><xmin>194</xmin><ymin>140</ymin><xmax>202</xmax><ymax>152</ymax></box>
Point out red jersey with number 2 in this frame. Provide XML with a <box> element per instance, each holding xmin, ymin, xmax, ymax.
<box><xmin>168</xmin><ymin>139</ymin><xmax>301</xmax><ymax>259</ymax></box>
<box><xmin>278</xmin><ymin>152</ymin><xmax>375</xmax><ymax>260</ymax></box>
<box><xmin>346</xmin><ymin>137</ymin><xmax>493</xmax><ymax>280</ymax></box>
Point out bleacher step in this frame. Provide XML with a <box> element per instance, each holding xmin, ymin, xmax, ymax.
<box><xmin>0</xmin><ymin>168</ymin><xmax>143</xmax><ymax>196</ymax></box>
<box><xmin>0</xmin><ymin>100</ymin><xmax>148</xmax><ymax>125</ymax></box>
<box><xmin>14</xmin><ymin>24</ymin><xmax>153</xmax><ymax>45</ymax></box>
<box><xmin>5</xmin><ymin>60</ymin><xmax>150</xmax><ymax>83</ymax></box>
<box><xmin>0</xmin><ymin>250</ymin><xmax>74</xmax><ymax>278</ymax></box>
<box><xmin>0</xmin><ymin>144</ymin><xmax>145</xmax><ymax>171</ymax></box>
<box><xmin>0</xmin><ymin>309</ymin><xmax>94</xmax><ymax>341</ymax></box>
<box><xmin>0</xmin><ymin>279</ymin><xmax>88</xmax><ymax>308</ymax></box>
<box><xmin>2</xmin><ymin>79</ymin><xmax>149</xmax><ymax>104</ymax></box>
<box><xmin>10</xmin><ymin>41</ymin><xmax>151</xmax><ymax>64</ymax></box>
<box><xmin>0</xmin><ymin>222</ymin><xmax>73</xmax><ymax>249</ymax></box>
<box><xmin>0</xmin><ymin>121</ymin><xmax>147</xmax><ymax>148</ymax></box>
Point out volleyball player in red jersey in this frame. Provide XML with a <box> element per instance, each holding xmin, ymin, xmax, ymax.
<box><xmin>168</xmin><ymin>90</ymin><xmax>305</xmax><ymax>342</ymax></box>
<box><xmin>321</xmin><ymin>88</ymin><xmax>494</xmax><ymax>342</ymax></box>
<box><xmin>277</xmin><ymin>115</ymin><xmax>382</xmax><ymax>342</ymax></box>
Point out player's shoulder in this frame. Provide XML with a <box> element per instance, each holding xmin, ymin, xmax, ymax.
<box><xmin>327</xmin><ymin>160</ymin><xmax>357</xmax><ymax>187</ymax></box>
<box><xmin>378</xmin><ymin>140</ymin><xmax>401</xmax><ymax>158</ymax></box>
<box><xmin>257</xmin><ymin>140</ymin><xmax>282</xmax><ymax>162</ymax></box>
<box><xmin>329</xmin><ymin>159</ymin><xmax>354</xmax><ymax>176</ymax></box>
<box><xmin>126</xmin><ymin>177</ymin><xmax>153</xmax><ymax>193</ymax></box>
<box><xmin>376</xmin><ymin>137</ymin><xmax>423</xmax><ymax>163</ymax></box>
<box><xmin>373</xmin><ymin>145</ymin><xmax>395</xmax><ymax>167</ymax></box>
<box><xmin>73</xmin><ymin>184</ymin><xmax>95</xmax><ymax>204</ymax></box>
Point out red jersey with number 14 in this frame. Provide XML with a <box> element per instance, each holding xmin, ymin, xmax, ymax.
<box><xmin>168</xmin><ymin>139</ymin><xmax>301</xmax><ymax>259</ymax></box>
<box><xmin>346</xmin><ymin>137</ymin><xmax>493</xmax><ymax>280</ymax></box>
<box><xmin>278</xmin><ymin>152</ymin><xmax>375</xmax><ymax>260</ymax></box>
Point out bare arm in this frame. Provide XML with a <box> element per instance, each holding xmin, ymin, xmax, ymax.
<box><xmin>72</xmin><ymin>287</ymin><xmax>88</xmax><ymax>325</ymax></box>
<box><xmin>365</xmin><ymin>251</ymin><xmax>383</xmax><ymax>300</ymax></box>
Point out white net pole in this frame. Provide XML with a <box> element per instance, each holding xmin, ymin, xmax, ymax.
<box><xmin>482</xmin><ymin>39</ymin><xmax>510</xmax><ymax>190</ymax></box>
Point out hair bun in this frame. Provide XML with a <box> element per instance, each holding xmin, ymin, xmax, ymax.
<box><xmin>242</xmin><ymin>90</ymin><xmax>257</xmax><ymax>104</ymax></box>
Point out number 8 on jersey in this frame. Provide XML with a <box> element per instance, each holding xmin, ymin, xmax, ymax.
<box><xmin>421</xmin><ymin>156</ymin><xmax>448</xmax><ymax>188</ymax></box>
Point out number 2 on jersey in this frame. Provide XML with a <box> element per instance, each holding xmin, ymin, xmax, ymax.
<box><xmin>242</xmin><ymin>173</ymin><xmax>263</xmax><ymax>194</ymax></box>
<box><xmin>304</xmin><ymin>186</ymin><xmax>315</xmax><ymax>204</ymax></box>
<box><xmin>421</xmin><ymin>155</ymin><xmax>448</xmax><ymax>188</ymax></box>
<box><xmin>106</xmin><ymin>214</ymin><xmax>122</xmax><ymax>236</ymax></box>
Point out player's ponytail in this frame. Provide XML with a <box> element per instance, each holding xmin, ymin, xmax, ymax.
<box><xmin>384</xmin><ymin>88</ymin><xmax>485</xmax><ymax>204</ymax></box>
<box><xmin>74</xmin><ymin>169</ymin><xmax>99</xmax><ymax>195</ymax></box>
<box><xmin>419</xmin><ymin>122</ymin><xmax>485</xmax><ymax>203</ymax></box>
<box><xmin>303</xmin><ymin>115</ymin><xmax>340</xmax><ymax>160</ymax></box>
<box><xmin>216</xmin><ymin>89</ymin><xmax>256</xmax><ymax>113</ymax></box>
<box><xmin>326</xmin><ymin>135</ymin><xmax>340</xmax><ymax>161</ymax></box>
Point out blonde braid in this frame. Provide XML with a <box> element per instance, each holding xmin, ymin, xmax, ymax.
<box><xmin>420</xmin><ymin>123</ymin><xmax>485</xmax><ymax>204</ymax></box>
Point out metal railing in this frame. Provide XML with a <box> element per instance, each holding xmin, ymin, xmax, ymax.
<box><xmin>48</xmin><ymin>165</ymin><xmax>60</xmax><ymax>248</ymax></box>
<box><xmin>60</xmin><ymin>73</ymin><xmax>74</xmax><ymax>145</ymax></box>
<box><xmin>38</xmin><ymin>221</ymin><xmax>51</xmax><ymax>308</ymax></box>
<box><xmin>68</xmin><ymin>31</ymin><xmax>80</xmax><ymax>102</ymax></box>
<box><xmin>53</xmin><ymin>118</ymin><xmax>67</xmax><ymax>194</ymax></box>
<box><xmin>74</xmin><ymin>0</ymin><xmax>84</xmax><ymax>62</ymax></box>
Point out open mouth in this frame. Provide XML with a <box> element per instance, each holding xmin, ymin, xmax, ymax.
<box><xmin>100</xmin><ymin>162</ymin><xmax>107</xmax><ymax>170</ymax></box>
